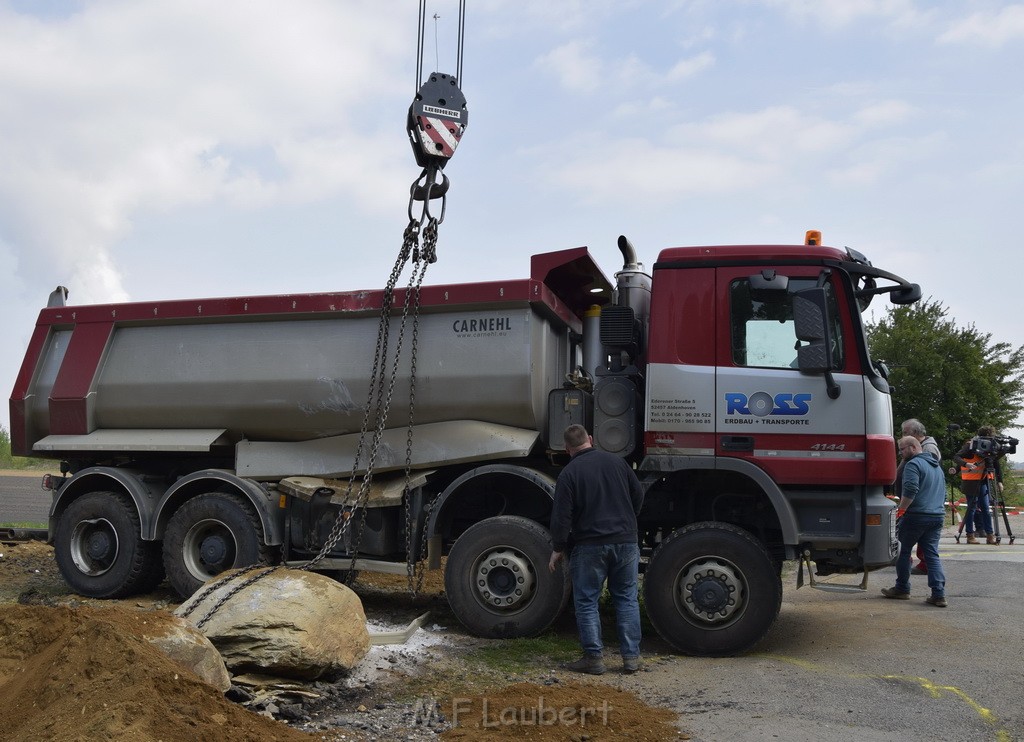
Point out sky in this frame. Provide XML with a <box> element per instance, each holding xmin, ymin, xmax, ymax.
<box><xmin>2</xmin><ymin>0</ymin><xmax>1023</xmax><ymax>442</ymax></box>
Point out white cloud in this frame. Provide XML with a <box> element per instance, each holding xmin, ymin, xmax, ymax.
<box><xmin>474</xmin><ymin>0</ymin><xmax>635</xmax><ymax>36</ymax></box>
<box><xmin>827</xmin><ymin>132</ymin><xmax>945</xmax><ymax>186</ymax></box>
<box><xmin>674</xmin><ymin>106</ymin><xmax>855</xmax><ymax>158</ymax></box>
<box><xmin>548</xmin><ymin>97</ymin><xmax>933</xmax><ymax>206</ymax></box>
<box><xmin>939</xmin><ymin>5</ymin><xmax>1024</xmax><ymax>47</ymax></box>
<box><xmin>535</xmin><ymin>39</ymin><xmax>603</xmax><ymax>94</ymax></box>
<box><xmin>537</xmin><ymin>42</ymin><xmax>714</xmax><ymax>97</ymax></box>
<box><xmin>0</xmin><ymin>0</ymin><xmax>411</xmax><ymax>304</ymax></box>
<box><xmin>550</xmin><ymin>137</ymin><xmax>778</xmax><ymax>203</ymax></box>
<box><xmin>666</xmin><ymin>51</ymin><xmax>716</xmax><ymax>82</ymax></box>
<box><xmin>853</xmin><ymin>100</ymin><xmax>916</xmax><ymax>127</ymax></box>
<box><xmin>761</xmin><ymin>0</ymin><xmax>927</xmax><ymax>29</ymax></box>
<box><xmin>610</xmin><ymin>96</ymin><xmax>676</xmax><ymax>119</ymax></box>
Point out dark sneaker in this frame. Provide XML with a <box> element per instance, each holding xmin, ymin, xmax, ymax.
<box><xmin>564</xmin><ymin>654</ymin><xmax>606</xmax><ymax>675</ymax></box>
<box><xmin>910</xmin><ymin>566</ymin><xmax>927</xmax><ymax>575</ymax></box>
<box><xmin>622</xmin><ymin>656</ymin><xmax>641</xmax><ymax>674</ymax></box>
<box><xmin>925</xmin><ymin>595</ymin><xmax>948</xmax><ymax>608</ymax></box>
<box><xmin>881</xmin><ymin>587</ymin><xmax>910</xmax><ymax>600</ymax></box>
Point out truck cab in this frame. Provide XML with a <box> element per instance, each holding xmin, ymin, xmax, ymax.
<box><xmin>578</xmin><ymin>237</ymin><xmax>918</xmax><ymax>653</ymax></box>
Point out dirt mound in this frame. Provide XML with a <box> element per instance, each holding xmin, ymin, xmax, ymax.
<box><xmin>0</xmin><ymin>540</ymin><xmax>65</xmax><ymax>604</ymax></box>
<box><xmin>0</xmin><ymin>604</ymin><xmax>317</xmax><ymax>742</ymax></box>
<box><xmin>440</xmin><ymin>681</ymin><xmax>684</xmax><ymax>740</ymax></box>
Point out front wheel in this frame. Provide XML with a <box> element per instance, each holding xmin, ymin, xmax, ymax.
<box><xmin>163</xmin><ymin>492</ymin><xmax>274</xmax><ymax>599</ymax></box>
<box><xmin>53</xmin><ymin>492</ymin><xmax>162</xmax><ymax>598</ymax></box>
<box><xmin>643</xmin><ymin>522</ymin><xmax>781</xmax><ymax>656</ymax></box>
<box><xmin>445</xmin><ymin>515</ymin><xmax>570</xmax><ymax>638</ymax></box>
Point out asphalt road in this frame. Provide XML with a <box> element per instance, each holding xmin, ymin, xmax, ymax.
<box><xmin>0</xmin><ymin>471</ymin><xmax>51</xmax><ymax>525</ymax></box>
<box><xmin>625</xmin><ymin>517</ymin><xmax>1024</xmax><ymax>742</ymax></box>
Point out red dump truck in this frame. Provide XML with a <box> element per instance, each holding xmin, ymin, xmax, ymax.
<box><xmin>8</xmin><ymin>233</ymin><xmax>920</xmax><ymax>655</ymax></box>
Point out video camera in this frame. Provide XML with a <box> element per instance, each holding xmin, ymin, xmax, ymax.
<box><xmin>970</xmin><ymin>434</ymin><xmax>1019</xmax><ymax>457</ymax></box>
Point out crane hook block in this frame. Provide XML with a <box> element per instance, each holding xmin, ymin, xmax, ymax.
<box><xmin>407</xmin><ymin>72</ymin><xmax>468</xmax><ymax>168</ymax></box>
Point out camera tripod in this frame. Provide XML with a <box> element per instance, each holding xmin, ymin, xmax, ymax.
<box><xmin>953</xmin><ymin>456</ymin><xmax>1015</xmax><ymax>545</ymax></box>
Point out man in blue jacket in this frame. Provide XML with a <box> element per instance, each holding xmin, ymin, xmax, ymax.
<box><xmin>882</xmin><ymin>436</ymin><xmax>948</xmax><ymax>607</ymax></box>
<box><xmin>549</xmin><ymin>424</ymin><xmax>645</xmax><ymax>674</ymax></box>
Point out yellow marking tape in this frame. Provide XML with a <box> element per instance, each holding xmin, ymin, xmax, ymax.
<box><xmin>755</xmin><ymin>653</ymin><xmax>1012</xmax><ymax>741</ymax></box>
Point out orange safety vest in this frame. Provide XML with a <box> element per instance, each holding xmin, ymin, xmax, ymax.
<box><xmin>959</xmin><ymin>453</ymin><xmax>994</xmax><ymax>480</ymax></box>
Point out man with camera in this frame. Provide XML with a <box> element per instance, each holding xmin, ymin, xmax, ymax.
<box><xmin>882</xmin><ymin>436</ymin><xmax>948</xmax><ymax>607</ymax></box>
<box><xmin>951</xmin><ymin>426</ymin><xmax>1008</xmax><ymax>545</ymax></box>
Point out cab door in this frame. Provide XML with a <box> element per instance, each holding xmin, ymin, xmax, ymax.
<box><xmin>714</xmin><ymin>265</ymin><xmax>866</xmax><ymax>485</ymax></box>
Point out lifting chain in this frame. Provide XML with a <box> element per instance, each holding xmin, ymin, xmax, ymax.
<box><xmin>183</xmin><ymin>215</ymin><xmax>437</xmax><ymax>623</ymax></box>
<box><xmin>303</xmin><ymin>218</ymin><xmax>430</xmax><ymax>572</ymax></box>
<box><xmin>179</xmin><ymin>3</ymin><xmax>468</xmax><ymax>624</ymax></box>
<box><xmin>178</xmin><ymin>563</ymin><xmax>276</xmax><ymax>629</ymax></box>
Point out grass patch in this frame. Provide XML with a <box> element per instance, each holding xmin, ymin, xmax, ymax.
<box><xmin>1</xmin><ymin>425</ymin><xmax>49</xmax><ymax>469</ymax></box>
<box><xmin>0</xmin><ymin>522</ymin><xmax>47</xmax><ymax>529</ymax></box>
<box><xmin>0</xmin><ymin>459</ymin><xmax>50</xmax><ymax>471</ymax></box>
<box><xmin>466</xmin><ymin>632</ymin><xmax>579</xmax><ymax>673</ymax></box>
<box><xmin>1001</xmin><ymin>469</ymin><xmax>1024</xmax><ymax>508</ymax></box>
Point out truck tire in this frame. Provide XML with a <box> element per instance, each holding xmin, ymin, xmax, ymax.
<box><xmin>53</xmin><ymin>491</ymin><xmax>162</xmax><ymax>599</ymax></box>
<box><xmin>643</xmin><ymin>522</ymin><xmax>781</xmax><ymax>656</ymax></box>
<box><xmin>445</xmin><ymin>515</ymin><xmax>570</xmax><ymax>638</ymax></box>
<box><xmin>163</xmin><ymin>493</ymin><xmax>273</xmax><ymax>599</ymax></box>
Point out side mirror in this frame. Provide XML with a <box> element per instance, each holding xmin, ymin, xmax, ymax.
<box><xmin>793</xmin><ymin>287</ymin><xmax>841</xmax><ymax>400</ymax></box>
<box><xmin>793</xmin><ymin>287</ymin><xmax>829</xmax><ymax>371</ymax></box>
<box><xmin>890</xmin><ymin>283</ymin><xmax>922</xmax><ymax>305</ymax></box>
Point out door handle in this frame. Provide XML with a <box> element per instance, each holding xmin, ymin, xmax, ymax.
<box><xmin>721</xmin><ymin>435</ymin><xmax>754</xmax><ymax>452</ymax></box>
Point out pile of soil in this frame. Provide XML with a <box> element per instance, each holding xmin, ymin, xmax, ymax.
<box><xmin>0</xmin><ymin>604</ymin><xmax>316</xmax><ymax>741</ymax></box>
<box><xmin>0</xmin><ymin>540</ymin><xmax>66</xmax><ymax>605</ymax></box>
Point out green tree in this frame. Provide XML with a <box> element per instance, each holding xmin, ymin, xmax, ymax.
<box><xmin>1</xmin><ymin>425</ymin><xmax>13</xmax><ymax>468</ymax></box>
<box><xmin>1</xmin><ymin>425</ymin><xmax>47</xmax><ymax>470</ymax></box>
<box><xmin>865</xmin><ymin>299</ymin><xmax>1024</xmax><ymax>446</ymax></box>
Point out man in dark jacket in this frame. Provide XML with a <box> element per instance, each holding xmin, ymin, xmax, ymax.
<box><xmin>548</xmin><ymin>424</ymin><xmax>645</xmax><ymax>675</ymax></box>
<box><xmin>882</xmin><ymin>436</ymin><xmax>948</xmax><ymax>607</ymax></box>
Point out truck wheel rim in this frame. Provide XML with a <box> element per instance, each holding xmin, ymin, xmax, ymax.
<box><xmin>676</xmin><ymin>557</ymin><xmax>745</xmax><ymax>626</ymax></box>
<box><xmin>472</xmin><ymin>547</ymin><xmax>536</xmax><ymax>611</ymax></box>
<box><xmin>182</xmin><ymin>519</ymin><xmax>237</xmax><ymax>581</ymax></box>
<box><xmin>70</xmin><ymin>517</ymin><xmax>119</xmax><ymax>576</ymax></box>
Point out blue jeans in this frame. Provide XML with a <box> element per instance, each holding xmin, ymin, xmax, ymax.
<box><xmin>896</xmin><ymin>512</ymin><xmax>945</xmax><ymax>597</ymax></box>
<box><xmin>569</xmin><ymin>542</ymin><xmax>641</xmax><ymax>658</ymax></box>
<box><xmin>967</xmin><ymin>486</ymin><xmax>994</xmax><ymax>535</ymax></box>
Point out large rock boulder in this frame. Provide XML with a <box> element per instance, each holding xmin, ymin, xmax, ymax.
<box><xmin>175</xmin><ymin>568</ymin><xmax>370</xmax><ymax>680</ymax></box>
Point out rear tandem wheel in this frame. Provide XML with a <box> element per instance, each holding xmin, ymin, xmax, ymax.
<box><xmin>53</xmin><ymin>491</ymin><xmax>163</xmax><ymax>599</ymax></box>
<box><xmin>162</xmin><ymin>492</ymin><xmax>274</xmax><ymax>598</ymax></box>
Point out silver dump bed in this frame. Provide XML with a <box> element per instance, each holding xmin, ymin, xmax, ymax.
<box><xmin>11</xmin><ymin>248</ymin><xmax>611</xmax><ymax>478</ymax></box>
